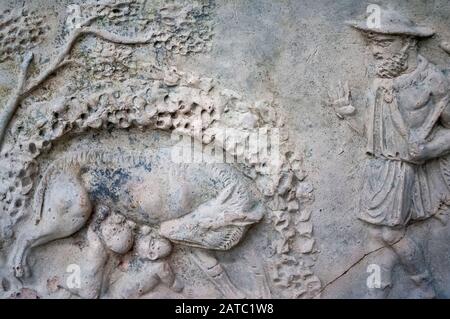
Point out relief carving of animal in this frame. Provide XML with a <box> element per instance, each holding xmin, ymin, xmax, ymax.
<box><xmin>9</xmin><ymin>149</ymin><xmax>265</xmax><ymax>289</ymax></box>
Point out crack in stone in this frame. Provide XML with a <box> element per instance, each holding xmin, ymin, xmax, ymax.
<box><xmin>313</xmin><ymin>244</ymin><xmax>387</xmax><ymax>298</ymax></box>
<box><xmin>313</xmin><ymin>233</ymin><xmax>407</xmax><ymax>298</ymax></box>
<box><xmin>314</xmin><ymin>204</ymin><xmax>449</xmax><ymax>298</ymax></box>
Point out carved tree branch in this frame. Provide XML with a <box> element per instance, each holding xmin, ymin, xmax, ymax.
<box><xmin>22</xmin><ymin>27</ymin><xmax>154</xmax><ymax>97</ymax></box>
<box><xmin>0</xmin><ymin>52</ymin><xmax>33</xmax><ymax>149</ymax></box>
<box><xmin>21</xmin><ymin>28</ymin><xmax>84</xmax><ymax>98</ymax></box>
<box><xmin>83</xmin><ymin>27</ymin><xmax>155</xmax><ymax>45</ymax></box>
<box><xmin>0</xmin><ymin>19</ymin><xmax>154</xmax><ymax>150</ymax></box>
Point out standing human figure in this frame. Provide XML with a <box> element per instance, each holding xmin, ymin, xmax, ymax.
<box><xmin>328</xmin><ymin>7</ymin><xmax>450</xmax><ymax>298</ymax></box>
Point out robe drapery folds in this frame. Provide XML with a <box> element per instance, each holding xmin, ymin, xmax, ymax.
<box><xmin>359</xmin><ymin>56</ymin><xmax>450</xmax><ymax>226</ymax></box>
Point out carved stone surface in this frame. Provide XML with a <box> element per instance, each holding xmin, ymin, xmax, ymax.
<box><xmin>1</xmin><ymin>0</ymin><xmax>450</xmax><ymax>299</ymax></box>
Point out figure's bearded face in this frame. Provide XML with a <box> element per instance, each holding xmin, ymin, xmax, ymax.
<box><xmin>367</xmin><ymin>33</ymin><xmax>412</xmax><ymax>78</ymax></box>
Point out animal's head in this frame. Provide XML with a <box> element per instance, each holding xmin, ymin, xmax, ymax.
<box><xmin>159</xmin><ymin>184</ymin><xmax>264</xmax><ymax>250</ymax></box>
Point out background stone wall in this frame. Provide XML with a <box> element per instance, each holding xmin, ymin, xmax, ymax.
<box><xmin>1</xmin><ymin>0</ymin><xmax>450</xmax><ymax>298</ymax></box>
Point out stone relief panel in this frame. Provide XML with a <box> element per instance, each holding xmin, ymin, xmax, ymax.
<box><xmin>321</xmin><ymin>5</ymin><xmax>450</xmax><ymax>298</ymax></box>
<box><xmin>1</xmin><ymin>0</ymin><xmax>450</xmax><ymax>299</ymax></box>
<box><xmin>0</xmin><ymin>0</ymin><xmax>319</xmax><ymax>299</ymax></box>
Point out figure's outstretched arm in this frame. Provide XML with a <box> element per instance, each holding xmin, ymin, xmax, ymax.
<box><xmin>326</xmin><ymin>81</ymin><xmax>365</xmax><ymax>136</ymax></box>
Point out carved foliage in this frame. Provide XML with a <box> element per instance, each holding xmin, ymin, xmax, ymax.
<box><xmin>0</xmin><ymin>0</ymin><xmax>320</xmax><ymax>299</ymax></box>
<box><xmin>0</xmin><ymin>8</ymin><xmax>49</xmax><ymax>62</ymax></box>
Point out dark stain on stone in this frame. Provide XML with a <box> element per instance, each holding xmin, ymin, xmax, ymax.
<box><xmin>90</xmin><ymin>167</ymin><xmax>130</xmax><ymax>202</ymax></box>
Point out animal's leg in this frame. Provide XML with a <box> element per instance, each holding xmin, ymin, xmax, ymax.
<box><xmin>12</xmin><ymin>231</ymin><xmax>72</xmax><ymax>278</ymax></box>
<box><xmin>9</xmin><ymin>231</ymin><xmax>40</xmax><ymax>278</ymax></box>
<box><xmin>10</xmin><ymin>171</ymin><xmax>92</xmax><ymax>278</ymax></box>
<box><xmin>190</xmin><ymin>248</ymin><xmax>245</xmax><ymax>299</ymax></box>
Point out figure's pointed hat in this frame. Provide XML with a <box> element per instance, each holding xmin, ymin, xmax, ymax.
<box><xmin>346</xmin><ymin>7</ymin><xmax>434</xmax><ymax>37</ymax></box>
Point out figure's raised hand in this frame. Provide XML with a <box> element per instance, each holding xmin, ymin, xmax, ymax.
<box><xmin>326</xmin><ymin>81</ymin><xmax>356</xmax><ymax>119</ymax></box>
